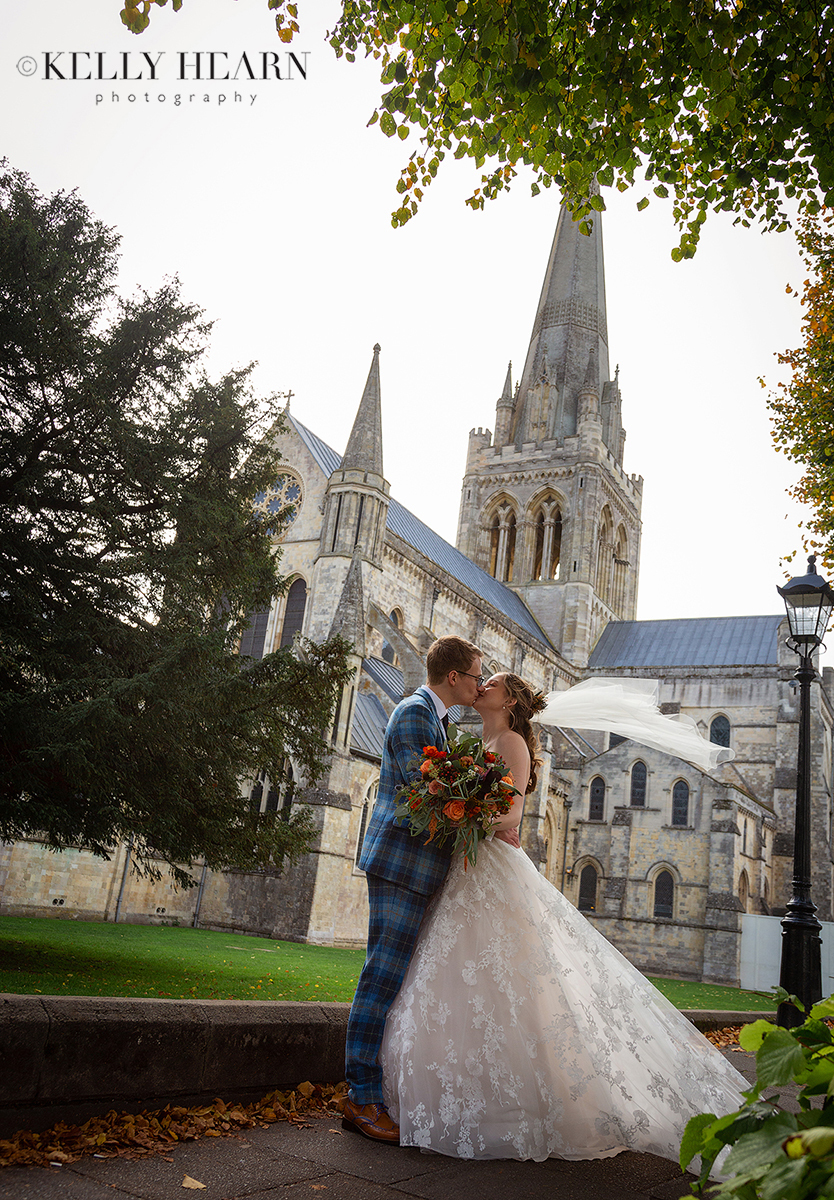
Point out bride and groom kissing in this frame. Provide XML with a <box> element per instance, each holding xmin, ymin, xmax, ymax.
<box><xmin>341</xmin><ymin>635</ymin><xmax>746</xmax><ymax>1164</ymax></box>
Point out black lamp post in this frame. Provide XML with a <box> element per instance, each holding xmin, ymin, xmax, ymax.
<box><xmin>776</xmin><ymin>554</ymin><xmax>834</xmax><ymax>1028</ymax></box>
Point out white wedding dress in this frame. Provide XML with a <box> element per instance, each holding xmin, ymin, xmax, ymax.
<box><xmin>380</xmin><ymin>837</ymin><xmax>747</xmax><ymax>1163</ymax></box>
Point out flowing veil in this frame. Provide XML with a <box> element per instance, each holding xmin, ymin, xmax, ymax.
<box><xmin>534</xmin><ymin>677</ymin><xmax>734</xmax><ymax>773</ymax></box>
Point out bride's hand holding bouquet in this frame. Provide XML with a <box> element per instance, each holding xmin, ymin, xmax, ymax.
<box><xmin>394</xmin><ymin>725</ymin><xmax>519</xmax><ymax>867</ymax></box>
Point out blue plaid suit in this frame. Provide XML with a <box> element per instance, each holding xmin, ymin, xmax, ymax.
<box><xmin>346</xmin><ymin>686</ymin><xmax>452</xmax><ymax>1103</ymax></box>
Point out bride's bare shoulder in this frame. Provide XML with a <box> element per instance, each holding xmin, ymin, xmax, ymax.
<box><xmin>490</xmin><ymin>728</ymin><xmax>530</xmax><ymax>763</ymax></box>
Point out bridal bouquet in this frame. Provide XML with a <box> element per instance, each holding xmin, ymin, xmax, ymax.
<box><xmin>394</xmin><ymin>726</ymin><xmax>518</xmax><ymax>867</ymax></box>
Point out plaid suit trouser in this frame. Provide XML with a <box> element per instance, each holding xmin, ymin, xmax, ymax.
<box><xmin>344</xmin><ymin>873</ymin><xmax>433</xmax><ymax>1104</ymax></box>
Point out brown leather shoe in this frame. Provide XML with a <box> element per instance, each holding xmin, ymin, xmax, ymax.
<box><xmin>341</xmin><ymin>1098</ymin><xmax>400</xmax><ymax>1144</ymax></box>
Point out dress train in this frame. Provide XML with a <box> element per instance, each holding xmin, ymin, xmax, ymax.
<box><xmin>381</xmin><ymin>839</ymin><xmax>747</xmax><ymax>1163</ymax></box>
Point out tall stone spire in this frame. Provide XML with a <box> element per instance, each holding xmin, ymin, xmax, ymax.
<box><xmin>341</xmin><ymin>343</ymin><xmax>383</xmax><ymax>476</ymax></box>
<box><xmin>512</xmin><ymin>205</ymin><xmax>611</xmax><ymax>450</ymax></box>
<box><xmin>317</xmin><ymin>344</ymin><xmax>390</xmax><ymax>570</ymax></box>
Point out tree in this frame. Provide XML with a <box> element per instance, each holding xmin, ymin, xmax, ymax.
<box><xmin>119</xmin><ymin>0</ymin><xmax>833</xmax><ymax>258</ymax></box>
<box><xmin>768</xmin><ymin>208</ymin><xmax>834</xmax><ymax>571</ymax></box>
<box><xmin>0</xmin><ymin>164</ymin><xmax>353</xmax><ymax>886</ymax></box>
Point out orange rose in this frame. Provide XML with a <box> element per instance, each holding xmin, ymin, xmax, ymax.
<box><xmin>443</xmin><ymin>800</ymin><xmax>466</xmax><ymax>822</ymax></box>
<box><xmin>460</xmin><ymin>755</ymin><xmax>473</xmax><ymax>766</ymax></box>
<box><xmin>428</xmin><ymin>779</ymin><xmax>444</xmax><ymax>795</ymax></box>
<box><xmin>420</xmin><ymin>760</ymin><xmax>434</xmax><ymax>776</ymax></box>
<box><xmin>501</xmin><ymin>773</ymin><xmax>514</xmax><ymax>786</ymax></box>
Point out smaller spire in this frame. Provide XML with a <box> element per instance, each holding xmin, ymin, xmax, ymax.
<box><xmin>583</xmin><ymin>345</ymin><xmax>598</xmax><ymax>393</ymax></box>
<box><xmin>329</xmin><ymin>548</ymin><xmax>366</xmax><ymax>655</ymax></box>
<box><xmin>494</xmin><ymin>360</ymin><xmax>516</xmax><ymax>446</ymax></box>
<box><xmin>578</xmin><ymin>346</ymin><xmax>601</xmax><ymax>422</ymax></box>
<box><xmin>499</xmin><ymin>361</ymin><xmax>513</xmax><ymax>404</ymax></box>
<box><xmin>342</xmin><ymin>344</ymin><xmax>383</xmax><ymax>476</ymax></box>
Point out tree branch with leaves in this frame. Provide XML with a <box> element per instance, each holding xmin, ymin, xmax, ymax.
<box><xmin>117</xmin><ymin>0</ymin><xmax>833</xmax><ymax>258</ymax></box>
<box><xmin>768</xmin><ymin>209</ymin><xmax>834</xmax><ymax>572</ymax></box>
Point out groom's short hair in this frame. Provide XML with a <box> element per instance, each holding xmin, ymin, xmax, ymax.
<box><xmin>426</xmin><ymin>636</ymin><xmax>482</xmax><ymax>684</ymax></box>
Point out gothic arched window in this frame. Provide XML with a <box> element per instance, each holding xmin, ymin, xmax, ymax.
<box><xmin>248</xmin><ymin>774</ymin><xmax>265</xmax><ymax>814</ymax></box>
<box><xmin>354</xmin><ymin>779</ymin><xmax>379</xmax><ymax>870</ymax></box>
<box><xmin>738</xmin><ymin>869</ymin><xmax>749</xmax><ymax>913</ymax></box>
<box><xmin>612</xmin><ymin>525</ymin><xmax>628</xmax><ymax>613</ymax></box>
<box><xmin>671</xmin><ymin>780</ymin><xmax>689</xmax><ymax>827</ymax></box>
<box><xmin>710</xmin><ymin>715</ymin><xmax>731</xmax><ymax>748</ymax></box>
<box><xmin>279</xmin><ymin>578</ymin><xmax>307</xmax><ymax>648</ymax></box>
<box><xmin>239</xmin><ymin>605</ymin><xmax>271</xmax><ymax>659</ymax></box>
<box><xmin>486</xmin><ymin>501</ymin><xmax>517</xmax><ymax>582</ymax></box>
<box><xmin>489</xmin><ymin>515</ymin><xmax>501</xmax><ymax>577</ymax></box>
<box><xmin>589</xmin><ymin>776</ymin><xmax>605</xmax><ymax>821</ymax></box>
<box><xmin>504</xmin><ymin>512</ymin><xmax>516</xmax><ymax>581</ymax></box>
<box><xmin>578</xmin><ymin>864</ymin><xmax>598</xmax><ymax>912</ymax></box>
<box><xmin>630</xmin><ymin>761</ymin><xmax>647</xmax><ymax>807</ymax></box>
<box><xmin>532</xmin><ymin>498</ymin><xmax>562</xmax><ymax>580</ymax></box>
<box><xmin>381</xmin><ymin>609</ymin><xmax>401</xmax><ymax>665</ymax></box>
<box><xmin>596</xmin><ymin>507</ymin><xmax>614</xmax><ymax>605</ymax></box>
<box><xmin>653</xmin><ymin>871</ymin><xmax>674</xmax><ymax>918</ymax></box>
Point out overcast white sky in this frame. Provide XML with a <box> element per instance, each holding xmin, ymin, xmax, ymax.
<box><xmin>5</xmin><ymin>0</ymin><xmax>823</xmax><ymax>659</ymax></box>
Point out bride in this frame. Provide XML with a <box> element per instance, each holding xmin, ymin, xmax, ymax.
<box><xmin>379</xmin><ymin>673</ymin><xmax>748</xmax><ymax>1163</ymax></box>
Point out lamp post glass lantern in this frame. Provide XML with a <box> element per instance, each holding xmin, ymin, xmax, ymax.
<box><xmin>775</xmin><ymin>554</ymin><xmax>834</xmax><ymax>1027</ymax></box>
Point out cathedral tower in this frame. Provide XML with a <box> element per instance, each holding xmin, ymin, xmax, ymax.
<box><xmin>455</xmin><ymin>207</ymin><xmax>643</xmax><ymax>668</ymax></box>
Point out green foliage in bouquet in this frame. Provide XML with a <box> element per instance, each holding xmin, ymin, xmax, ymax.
<box><xmin>680</xmin><ymin>990</ymin><xmax>834</xmax><ymax>1199</ymax></box>
<box><xmin>394</xmin><ymin>724</ymin><xmax>517</xmax><ymax>867</ymax></box>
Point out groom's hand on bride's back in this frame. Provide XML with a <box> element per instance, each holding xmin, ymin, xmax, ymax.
<box><xmin>494</xmin><ymin>828</ymin><xmax>521</xmax><ymax>848</ymax></box>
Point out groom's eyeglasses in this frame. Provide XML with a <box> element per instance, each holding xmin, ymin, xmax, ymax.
<box><xmin>457</xmin><ymin>672</ymin><xmax>485</xmax><ymax>686</ymax></box>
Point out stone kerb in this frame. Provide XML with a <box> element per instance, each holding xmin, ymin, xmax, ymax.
<box><xmin>0</xmin><ymin>994</ymin><xmax>350</xmax><ymax>1130</ymax></box>
<box><xmin>0</xmin><ymin>994</ymin><xmax>773</xmax><ymax>1138</ymax></box>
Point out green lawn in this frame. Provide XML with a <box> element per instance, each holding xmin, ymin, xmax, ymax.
<box><xmin>0</xmin><ymin>916</ymin><xmax>777</xmax><ymax>1011</ymax></box>
<box><xmin>645</xmin><ymin>976</ymin><xmax>776</xmax><ymax>1012</ymax></box>
<box><xmin>0</xmin><ymin>916</ymin><xmax>366</xmax><ymax>1002</ymax></box>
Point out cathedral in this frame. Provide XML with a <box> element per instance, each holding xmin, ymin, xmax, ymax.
<box><xmin>2</xmin><ymin>207</ymin><xmax>833</xmax><ymax>987</ymax></box>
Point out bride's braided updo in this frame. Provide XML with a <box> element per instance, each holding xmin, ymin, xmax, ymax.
<box><xmin>501</xmin><ymin>673</ymin><xmax>546</xmax><ymax>794</ymax></box>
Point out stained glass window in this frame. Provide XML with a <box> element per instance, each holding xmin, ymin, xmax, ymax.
<box><xmin>654</xmin><ymin>871</ymin><xmax>674</xmax><ymax>918</ymax></box>
<box><xmin>630</xmin><ymin>761</ymin><xmax>647</xmax><ymax>806</ymax></box>
<box><xmin>578</xmin><ymin>864</ymin><xmax>598</xmax><ymax>911</ymax></box>
<box><xmin>253</xmin><ymin>473</ymin><xmax>303</xmax><ymax>538</ymax></box>
<box><xmin>672</xmin><ymin>780</ymin><xmax>689</xmax><ymax>827</ymax></box>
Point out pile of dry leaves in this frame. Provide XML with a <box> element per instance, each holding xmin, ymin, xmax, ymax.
<box><xmin>0</xmin><ymin>1081</ymin><xmax>349</xmax><ymax>1170</ymax></box>
<box><xmin>703</xmin><ymin>1025</ymin><xmax>743</xmax><ymax>1049</ymax></box>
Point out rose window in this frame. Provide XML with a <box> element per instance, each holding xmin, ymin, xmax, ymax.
<box><xmin>253</xmin><ymin>473</ymin><xmax>303</xmax><ymax>538</ymax></box>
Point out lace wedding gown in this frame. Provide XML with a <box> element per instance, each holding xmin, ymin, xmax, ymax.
<box><xmin>380</xmin><ymin>838</ymin><xmax>747</xmax><ymax>1163</ymax></box>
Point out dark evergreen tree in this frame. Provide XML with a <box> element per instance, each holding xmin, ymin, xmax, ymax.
<box><xmin>0</xmin><ymin>165</ymin><xmax>351</xmax><ymax>886</ymax></box>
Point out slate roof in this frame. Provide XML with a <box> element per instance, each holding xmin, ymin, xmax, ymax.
<box><xmin>289</xmin><ymin>414</ymin><xmax>553</xmax><ymax>649</ymax></box>
<box><xmin>351</xmin><ymin>662</ymin><xmax>463</xmax><ymax>761</ymax></box>
<box><xmin>588</xmin><ymin>615</ymin><xmax>784</xmax><ymax>669</ymax></box>
<box><xmin>363</xmin><ymin>657</ymin><xmax>404</xmax><ymax>703</ymax></box>
<box><xmin>350</xmin><ymin>691</ymin><xmax>389</xmax><ymax>760</ymax></box>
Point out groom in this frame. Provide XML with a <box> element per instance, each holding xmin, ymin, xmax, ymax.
<box><xmin>343</xmin><ymin>635</ymin><xmax>517</xmax><ymax>1143</ymax></box>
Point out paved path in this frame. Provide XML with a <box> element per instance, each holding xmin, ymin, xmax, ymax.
<box><xmin>0</xmin><ymin>1051</ymin><xmax>759</xmax><ymax>1200</ymax></box>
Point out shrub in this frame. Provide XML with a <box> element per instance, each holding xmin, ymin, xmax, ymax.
<box><xmin>681</xmin><ymin>992</ymin><xmax>834</xmax><ymax>1198</ymax></box>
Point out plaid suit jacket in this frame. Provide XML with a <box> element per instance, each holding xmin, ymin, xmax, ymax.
<box><xmin>358</xmin><ymin>685</ymin><xmax>452</xmax><ymax>895</ymax></box>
